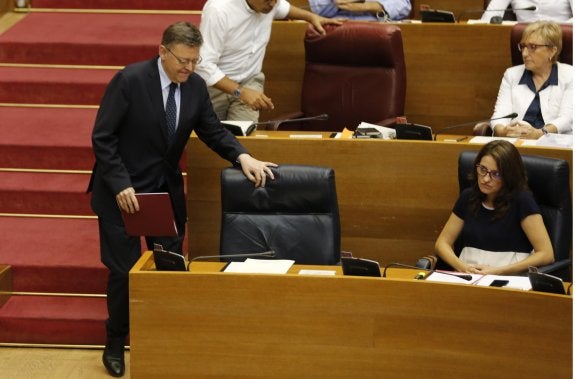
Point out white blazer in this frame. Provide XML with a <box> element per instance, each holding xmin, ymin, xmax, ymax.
<box><xmin>490</xmin><ymin>63</ymin><xmax>573</xmax><ymax>134</ymax></box>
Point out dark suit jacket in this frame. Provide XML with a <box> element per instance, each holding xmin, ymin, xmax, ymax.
<box><xmin>88</xmin><ymin>57</ymin><xmax>248</xmax><ymax>228</ymax></box>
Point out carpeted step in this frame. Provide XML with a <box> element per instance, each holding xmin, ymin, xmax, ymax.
<box><xmin>0</xmin><ymin>216</ymin><xmax>106</xmax><ymax>293</ymax></box>
<box><xmin>0</xmin><ymin>66</ymin><xmax>117</xmax><ymax>105</ymax></box>
<box><xmin>0</xmin><ymin>106</ymin><xmax>95</xmax><ymax>170</ymax></box>
<box><xmin>32</xmin><ymin>0</ymin><xmax>206</xmax><ymax>10</ymax></box>
<box><xmin>0</xmin><ymin>171</ymin><xmax>93</xmax><ymax>215</ymax></box>
<box><xmin>0</xmin><ymin>13</ymin><xmax>202</xmax><ymax>65</ymax></box>
<box><xmin>0</xmin><ymin>295</ymin><xmax>107</xmax><ymax>345</ymax></box>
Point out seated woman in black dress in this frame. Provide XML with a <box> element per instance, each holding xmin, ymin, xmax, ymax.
<box><xmin>435</xmin><ymin>140</ymin><xmax>553</xmax><ymax>275</ymax></box>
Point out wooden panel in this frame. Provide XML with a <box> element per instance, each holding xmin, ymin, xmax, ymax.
<box><xmin>262</xmin><ymin>22</ymin><xmax>512</xmax><ymax>132</ymax></box>
<box><xmin>0</xmin><ymin>265</ymin><xmax>12</xmax><ymax>307</ymax></box>
<box><xmin>186</xmin><ymin>134</ymin><xmax>572</xmax><ymax>266</ymax></box>
<box><xmin>130</xmin><ymin>252</ymin><xmax>572</xmax><ymax>379</ymax></box>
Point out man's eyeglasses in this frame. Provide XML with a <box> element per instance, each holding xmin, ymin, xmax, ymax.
<box><xmin>476</xmin><ymin>164</ymin><xmax>502</xmax><ymax>181</ymax></box>
<box><xmin>163</xmin><ymin>45</ymin><xmax>202</xmax><ymax>66</ymax></box>
<box><xmin>517</xmin><ymin>43</ymin><xmax>552</xmax><ymax>53</ymax></box>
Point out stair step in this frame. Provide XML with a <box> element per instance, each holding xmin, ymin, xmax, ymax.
<box><xmin>0</xmin><ymin>295</ymin><xmax>107</xmax><ymax>345</ymax></box>
<box><xmin>0</xmin><ymin>66</ymin><xmax>116</xmax><ymax>105</ymax></box>
<box><xmin>32</xmin><ymin>0</ymin><xmax>206</xmax><ymax>10</ymax></box>
<box><xmin>0</xmin><ymin>106</ymin><xmax>95</xmax><ymax>170</ymax></box>
<box><xmin>0</xmin><ymin>171</ymin><xmax>93</xmax><ymax>215</ymax></box>
<box><xmin>0</xmin><ymin>216</ymin><xmax>106</xmax><ymax>293</ymax></box>
<box><xmin>0</xmin><ymin>13</ymin><xmax>201</xmax><ymax>65</ymax></box>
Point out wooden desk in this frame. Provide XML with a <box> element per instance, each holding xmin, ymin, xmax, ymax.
<box><xmin>186</xmin><ymin>133</ymin><xmax>572</xmax><ymax>266</ymax></box>
<box><xmin>264</xmin><ymin>22</ymin><xmax>512</xmax><ymax>132</ymax></box>
<box><xmin>129</xmin><ymin>251</ymin><xmax>572</xmax><ymax>379</ymax></box>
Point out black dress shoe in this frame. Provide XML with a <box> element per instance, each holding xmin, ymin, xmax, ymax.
<box><xmin>102</xmin><ymin>339</ymin><xmax>125</xmax><ymax>377</ymax></box>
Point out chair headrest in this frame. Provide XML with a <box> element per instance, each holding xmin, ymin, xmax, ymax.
<box><xmin>304</xmin><ymin>22</ymin><xmax>404</xmax><ymax>66</ymax></box>
<box><xmin>221</xmin><ymin>164</ymin><xmax>338</xmax><ymax>213</ymax></box>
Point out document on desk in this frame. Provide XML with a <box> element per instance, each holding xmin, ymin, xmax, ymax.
<box><xmin>223</xmin><ymin>258</ymin><xmax>295</xmax><ymax>274</ymax></box>
<box><xmin>425</xmin><ymin>271</ymin><xmax>483</xmax><ymax>284</ymax></box>
<box><xmin>469</xmin><ymin>136</ymin><xmax>518</xmax><ymax>145</ymax></box>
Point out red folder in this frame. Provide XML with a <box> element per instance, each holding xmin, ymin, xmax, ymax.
<box><xmin>121</xmin><ymin>193</ymin><xmax>178</xmax><ymax>237</ymax></box>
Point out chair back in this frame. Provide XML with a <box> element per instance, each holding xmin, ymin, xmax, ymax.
<box><xmin>458</xmin><ymin>151</ymin><xmax>572</xmax><ymax>265</ymax></box>
<box><xmin>297</xmin><ymin>22</ymin><xmax>406</xmax><ymax>131</ymax></box>
<box><xmin>510</xmin><ymin>23</ymin><xmax>573</xmax><ymax>66</ymax></box>
<box><xmin>220</xmin><ymin>164</ymin><xmax>341</xmax><ymax>265</ymax></box>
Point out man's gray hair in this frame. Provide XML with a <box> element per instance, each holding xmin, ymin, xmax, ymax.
<box><xmin>162</xmin><ymin>21</ymin><xmax>203</xmax><ymax>48</ymax></box>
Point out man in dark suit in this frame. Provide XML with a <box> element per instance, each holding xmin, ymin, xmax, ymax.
<box><xmin>88</xmin><ymin>21</ymin><xmax>276</xmax><ymax>377</ymax></box>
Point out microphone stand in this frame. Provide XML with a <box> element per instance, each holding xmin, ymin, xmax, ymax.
<box><xmin>433</xmin><ymin>113</ymin><xmax>518</xmax><ymax>141</ymax></box>
<box><xmin>254</xmin><ymin>114</ymin><xmax>329</xmax><ymax>128</ymax></box>
<box><xmin>382</xmin><ymin>262</ymin><xmax>473</xmax><ymax>281</ymax></box>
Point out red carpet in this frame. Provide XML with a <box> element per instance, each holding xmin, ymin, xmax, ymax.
<box><xmin>33</xmin><ymin>0</ymin><xmax>206</xmax><ymax>10</ymax></box>
<box><xmin>0</xmin><ymin>172</ymin><xmax>93</xmax><ymax>215</ymax></box>
<box><xmin>0</xmin><ymin>66</ymin><xmax>116</xmax><ymax>105</ymax></box>
<box><xmin>0</xmin><ymin>296</ymin><xmax>107</xmax><ymax>345</ymax></box>
<box><xmin>0</xmin><ymin>106</ymin><xmax>95</xmax><ymax>170</ymax></box>
<box><xmin>0</xmin><ymin>217</ymin><xmax>105</xmax><ymax>293</ymax></box>
<box><xmin>0</xmin><ymin>13</ymin><xmax>202</xmax><ymax>65</ymax></box>
<box><xmin>0</xmin><ymin>6</ymin><xmax>194</xmax><ymax>346</ymax></box>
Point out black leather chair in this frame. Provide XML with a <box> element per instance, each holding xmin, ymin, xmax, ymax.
<box><xmin>454</xmin><ymin>151</ymin><xmax>572</xmax><ymax>280</ymax></box>
<box><xmin>220</xmin><ymin>164</ymin><xmax>341</xmax><ymax>265</ymax></box>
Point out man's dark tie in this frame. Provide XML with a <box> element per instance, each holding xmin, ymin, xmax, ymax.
<box><xmin>166</xmin><ymin>82</ymin><xmax>178</xmax><ymax>141</ymax></box>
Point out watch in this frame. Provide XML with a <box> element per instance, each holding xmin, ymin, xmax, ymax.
<box><xmin>233</xmin><ymin>87</ymin><xmax>241</xmax><ymax>98</ymax></box>
<box><xmin>541</xmin><ymin>126</ymin><xmax>549</xmax><ymax>135</ymax></box>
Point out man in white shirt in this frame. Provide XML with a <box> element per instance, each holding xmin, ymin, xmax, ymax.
<box><xmin>195</xmin><ymin>0</ymin><xmax>341</xmax><ymax>122</ymax></box>
<box><xmin>480</xmin><ymin>0</ymin><xmax>573</xmax><ymax>23</ymax></box>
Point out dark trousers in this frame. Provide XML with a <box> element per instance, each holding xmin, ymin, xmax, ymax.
<box><xmin>98</xmin><ymin>218</ymin><xmax>184</xmax><ymax>340</ymax></box>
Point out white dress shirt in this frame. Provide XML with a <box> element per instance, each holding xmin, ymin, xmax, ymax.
<box><xmin>490</xmin><ymin>63</ymin><xmax>573</xmax><ymax>134</ymax></box>
<box><xmin>480</xmin><ymin>0</ymin><xmax>573</xmax><ymax>23</ymax></box>
<box><xmin>195</xmin><ymin>0</ymin><xmax>290</xmax><ymax>87</ymax></box>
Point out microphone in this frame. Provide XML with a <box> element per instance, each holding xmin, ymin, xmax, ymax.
<box><xmin>382</xmin><ymin>262</ymin><xmax>474</xmax><ymax>281</ymax></box>
<box><xmin>433</xmin><ymin>112</ymin><xmax>518</xmax><ymax>141</ymax></box>
<box><xmin>255</xmin><ymin>113</ymin><xmax>329</xmax><ymax>127</ymax></box>
<box><xmin>457</xmin><ymin>6</ymin><xmax>536</xmax><ymax>23</ymax></box>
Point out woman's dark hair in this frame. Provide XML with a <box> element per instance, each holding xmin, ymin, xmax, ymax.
<box><xmin>468</xmin><ymin>140</ymin><xmax>529</xmax><ymax>219</ymax></box>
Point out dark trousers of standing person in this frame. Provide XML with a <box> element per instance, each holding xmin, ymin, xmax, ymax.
<box><xmin>98</xmin><ymin>218</ymin><xmax>185</xmax><ymax>345</ymax></box>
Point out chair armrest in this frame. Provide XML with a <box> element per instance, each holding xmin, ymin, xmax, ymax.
<box><xmin>537</xmin><ymin>259</ymin><xmax>572</xmax><ymax>281</ymax></box>
<box><xmin>473</xmin><ymin>122</ymin><xmax>491</xmax><ymax>136</ymax></box>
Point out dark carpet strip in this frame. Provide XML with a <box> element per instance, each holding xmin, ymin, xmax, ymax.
<box><xmin>0</xmin><ymin>296</ymin><xmax>107</xmax><ymax>345</ymax></box>
<box><xmin>32</xmin><ymin>0</ymin><xmax>206</xmax><ymax>10</ymax></box>
<box><xmin>0</xmin><ymin>13</ymin><xmax>202</xmax><ymax>65</ymax></box>
<box><xmin>0</xmin><ymin>171</ymin><xmax>93</xmax><ymax>215</ymax></box>
<box><xmin>0</xmin><ymin>106</ymin><xmax>95</xmax><ymax>170</ymax></box>
<box><xmin>0</xmin><ymin>216</ymin><xmax>104</xmax><ymax>293</ymax></box>
<box><xmin>0</xmin><ymin>66</ymin><xmax>117</xmax><ymax>105</ymax></box>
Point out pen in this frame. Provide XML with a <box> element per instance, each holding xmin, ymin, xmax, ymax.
<box><xmin>444</xmin><ymin>136</ymin><xmax>468</xmax><ymax>142</ymax></box>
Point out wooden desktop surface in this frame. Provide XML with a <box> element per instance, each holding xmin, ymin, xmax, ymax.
<box><xmin>264</xmin><ymin>21</ymin><xmax>513</xmax><ymax>132</ymax></box>
<box><xmin>185</xmin><ymin>133</ymin><xmax>572</xmax><ymax>266</ymax></box>
<box><xmin>129</xmin><ymin>251</ymin><xmax>572</xmax><ymax>379</ymax></box>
